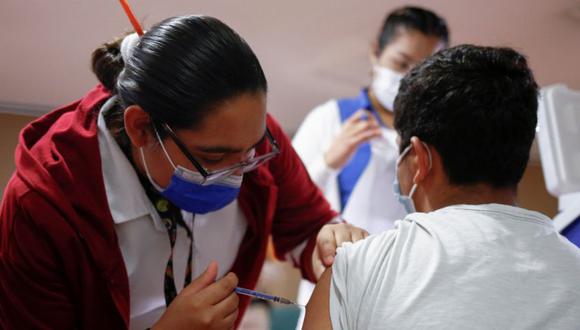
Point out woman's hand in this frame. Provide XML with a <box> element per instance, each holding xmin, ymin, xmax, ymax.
<box><xmin>312</xmin><ymin>223</ymin><xmax>369</xmax><ymax>279</ymax></box>
<box><xmin>323</xmin><ymin>109</ymin><xmax>382</xmax><ymax>170</ymax></box>
<box><xmin>152</xmin><ymin>261</ymin><xmax>239</xmax><ymax>330</ymax></box>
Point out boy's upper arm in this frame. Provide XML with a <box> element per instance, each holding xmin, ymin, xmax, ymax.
<box><xmin>303</xmin><ymin>267</ymin><xmax>333</xmax><ymax>330</ymax></box>
<box><xmin>304</xmin><ymin>228</ymin><xmax>403</xmax><ymax>330</ymax></box>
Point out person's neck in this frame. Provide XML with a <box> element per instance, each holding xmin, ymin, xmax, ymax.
<box><xmin>425</xmin><ymin>183</ymin><xmax>518</xmax><ymax>211</ymax></box>
<box><xmin>367</xmin><ymin>89</ymin><xmax>394</xmax><ymax>128</ymax></box>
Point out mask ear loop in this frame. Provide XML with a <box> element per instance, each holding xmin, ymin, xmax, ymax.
<box><xmin>396</xmin><ymin>144</ymin><xmax>413</xmax><ymax>166</ymax></box>
<box><xmin>400</xmin><ymin>142</ymin><xmax>433</xmax><ymax>199</ymax></box>
<box><xmin>409</xmin><ymin>142</ymin><xmax>433</xmax><ymax>195</ymax></box>
<box><xmin>139</xmin><ymin>147</ymin><xmax>163</xmax><ymax>191</ymax></box>
<box><xmin>118</xmin><ymin>0</ymin><xmax>144</xmax><ymax>36</ymax></box>
<box><xmin>139</xmin><ymin>127</ymin><xmax>178</xmax><ymax>191</ymax></box>
<box><xmin>152</xmin><ymin>126</ymin><xmax>178</xmax><ymax>170</ymax></box>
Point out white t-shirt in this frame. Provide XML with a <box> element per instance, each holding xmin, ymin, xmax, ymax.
<box><xmin>330</xmin><ymin>204</ymin><xmax>580</xmax><ymax>330</ymax></box>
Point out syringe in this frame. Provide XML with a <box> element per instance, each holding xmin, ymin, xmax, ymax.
<box><xmin>235</xmin><ymin>287</ymin><xmax>303</xmax><ymax>307</ymax></box>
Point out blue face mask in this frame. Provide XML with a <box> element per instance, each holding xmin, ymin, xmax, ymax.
<box><xmin>393</xmin><ymin>176</ymin><xmax>418</xmax><ymax>214</ymax></box>
<box><xmin>139</xmin><ymin>146</ymin><xmax>243</xmax><ymax>215</ymax></box>
<box><xmin>393</xmin><ymin>143</ymin><xmax>432</xmax><ymax>214</ymax></box>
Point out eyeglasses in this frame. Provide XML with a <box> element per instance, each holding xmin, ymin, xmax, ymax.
<box><xmin>158</xmin><ymin>123</ymin><xmax>281</xmax><ymax>184</ymax></box>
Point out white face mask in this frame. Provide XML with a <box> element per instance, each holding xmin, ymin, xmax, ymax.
<box><xmin>371</xmin><ymin>65</ymin><xmax>405</xmax><ymax>111</ymax></box>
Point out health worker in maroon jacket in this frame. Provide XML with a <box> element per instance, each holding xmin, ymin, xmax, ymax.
<box><xmin>0</xmin><ymin>15</ymin><xmax>367</xmax><ymax>330</ymax></box>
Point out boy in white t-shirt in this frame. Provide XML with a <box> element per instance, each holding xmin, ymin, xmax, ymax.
<box><xmin>303</xmin><ymin>45</ymin><xmax>580</xmax><ymax>330</ymax></box>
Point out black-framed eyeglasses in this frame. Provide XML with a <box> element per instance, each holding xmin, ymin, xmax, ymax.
<box><xmin>156</xmin><ymin>123</ymin><xmax>281</xmax><ymax>184</ymax></box>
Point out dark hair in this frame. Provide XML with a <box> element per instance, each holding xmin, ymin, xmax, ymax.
<box><xmin>91</xmin><ymin>15</ymin><xmax>268</xmax><ymax>149</ymax></box>
<box><xmin>393</xmin><ymin>45</ymin><xmax>539</xmax><ymax>188</ymax></box>
<box><xmin>377</xmin><ymin>6</ymin><xmax>449</xmax><ymax>53</ymax></box>
<box><xmin>91</xmin><ymin>34</ymin><xmax>127</xmax><ymax>92</ymax></box>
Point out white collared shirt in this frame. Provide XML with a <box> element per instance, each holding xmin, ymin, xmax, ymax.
<box><xmin>97</xmin><ymin>98</ymin><xmax>247</xmax><ymax>329</ymax></box>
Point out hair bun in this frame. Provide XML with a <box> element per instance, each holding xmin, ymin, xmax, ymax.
<box><xmin>91</xmin><ymin>35</ymin><xmax>126</xmax><ymax>92</ymax></box>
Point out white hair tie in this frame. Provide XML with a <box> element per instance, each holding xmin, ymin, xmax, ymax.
<box><xmin>120</xmin><ymin>32</ymin><xmax>141</xmax><ymax>63</ymax></box>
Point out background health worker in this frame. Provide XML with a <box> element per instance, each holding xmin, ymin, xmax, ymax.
<box><xmin>292</xmin><ymin>6</ymin><xmax>449</xmax><ymax>319</ymax></box>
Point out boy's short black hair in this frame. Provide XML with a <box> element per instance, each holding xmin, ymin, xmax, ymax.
<box><xmin>394</xmin><ymin>45</ymin><xmax>539</xmax><ymax>188</ymax></box>
<box><xmin>378</xmin><ymin>6</ymin><xmax>449</xmax><ymax>52</ymax></box>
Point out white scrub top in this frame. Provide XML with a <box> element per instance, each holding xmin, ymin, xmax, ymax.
<box><xmin>97</xmin><ymin>99</ymin><xmax>247</xmax><ymax>330</ymax></box>
<box><xmin>292</xmin><ymin>98</ymin><xmax>405</xmax><ymax>233</ymax></box>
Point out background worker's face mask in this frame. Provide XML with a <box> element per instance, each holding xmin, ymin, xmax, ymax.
<box><xmin>139</xmin><ymin>131</ymin><xmax>243</xmax><ymax>215</ymax></box>
<box><xmin>371</xmin><ymin>65</ymin><xmax>405</xmax><ymax>111</ymax></box>
<box><xmin>393</xmin><ymin>142</ymin><xmax>432</xmax><ymax>214</ymax></box>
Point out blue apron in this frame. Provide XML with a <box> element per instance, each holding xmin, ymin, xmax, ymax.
<box><xmin>562</xmin><ymin>217</ymin><xmax>580</xmax><ymax>248</ymax></box>
<box><xmin>337</xmin><ymin>89</ymin><xmax>385</xmax><ymax>211</ymax></box>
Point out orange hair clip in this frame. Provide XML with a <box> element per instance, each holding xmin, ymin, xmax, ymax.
<box><xmin>119</xmin><ymin>0</ymin><xmax>144</xmax><ymax>36</ymax></box>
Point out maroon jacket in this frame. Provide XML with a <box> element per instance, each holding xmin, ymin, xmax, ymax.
<box><xmin>0</xmin><ymin>85</ymin><xmax>336</xmax><ymax>329</ymax></box>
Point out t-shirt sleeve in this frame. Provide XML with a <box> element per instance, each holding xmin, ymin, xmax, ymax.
<box><xmin>329</xmin><ymin>242</ymin><xmax>351</xmax><ymax>330</ymax></box>
<box><xmin>329</xmin><ymin>229</ymin><xmax>400</xmax><ymax>329</ymax></box>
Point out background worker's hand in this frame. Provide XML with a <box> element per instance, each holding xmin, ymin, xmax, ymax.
<box><xmin>152</xmin><ymin>261</ymin><xmax>239</xmax><ymax>330</ymax></box>
<box><xmin>312</xmin><ymin>223</ymin><xmax>369</xmax><ymax>279</ymax></box>
<box><xmin>324</xmin><ymin>109</ymin><xmax>382</xmax><ymax>170</ymax></box>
